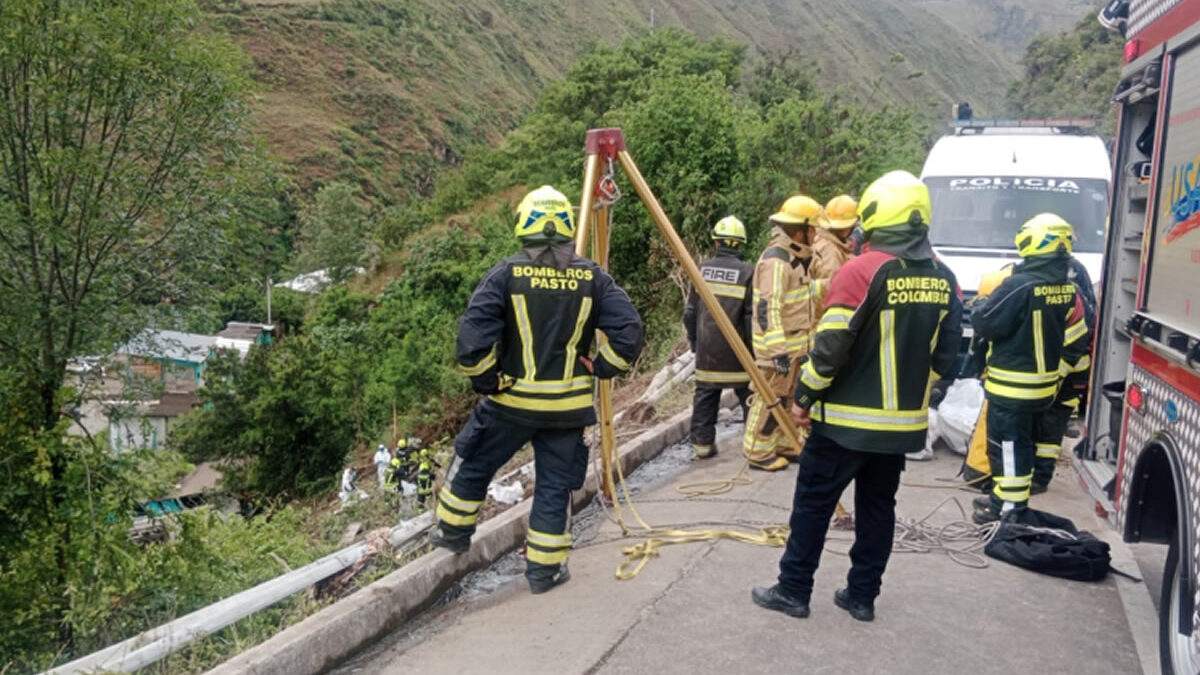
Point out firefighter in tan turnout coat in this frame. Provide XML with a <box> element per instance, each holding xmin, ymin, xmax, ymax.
<box><xmin>743</xmin><ymin>195</ymin><xmax>827</xmax><ymax>471</ymax></box>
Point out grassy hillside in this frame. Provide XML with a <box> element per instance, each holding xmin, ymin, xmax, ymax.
<box><xmin>203</xmin><ymin>0</ymin><xmax>1084</xmax><ymax>201</ymax></box>
<box><xmin>906</xmin><ymin>0</ymin><xmax>1093</xmax><ymax>54</ymax></box>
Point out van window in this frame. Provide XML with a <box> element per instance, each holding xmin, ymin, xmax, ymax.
<box><xmin>925</xmin><ymin>176</ymin><xmax>1108</xmax><ymax>252</ymax></box>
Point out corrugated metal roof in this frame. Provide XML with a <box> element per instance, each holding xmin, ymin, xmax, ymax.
<box><xmin>216</xmin><ymin>322</ymin><xmax>273</xmax><ymax>341</ymax></box>
<box><xmin>119</xmin><ymin>329</ymin><xmax>216</xmax><ymax>364</ymax></box>
<box><xmin>144</xmin><ymin>392</ymin><xmax>200</xmax><ymax>417</ymax></box>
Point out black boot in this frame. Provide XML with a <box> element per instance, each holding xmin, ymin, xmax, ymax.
<box><xmin>527</xmin><ymin>565</ymin><xmax>571</xmax><ymax>594</ymax></box>
<box><xmin>751</xmin><ymin>584</ymin><xmax>810</xmax><ymax>618</ymax></box>
<box><xmin>972</xmin><ymin>496</ymin><xmax>1000</xmax><ymax>525</ymax></box>
<box><xmin>834</xmin><ymin>588</ymin><xmax>875</xmax><ymax>622</ymax></box>
<box><xmin>428</xmin><ymin>525</ymin><xmax>471</xmax><ymax>554</ymax></box>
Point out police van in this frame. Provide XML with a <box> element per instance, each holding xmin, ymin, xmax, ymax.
<box><xmin>920</xmin><ymin>119</ymin><xmax>1112</xmax><ymax>306</ymax></box>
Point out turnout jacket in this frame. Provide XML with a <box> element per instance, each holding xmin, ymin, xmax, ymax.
<box><xmin>811</xmin><ymin>229</ymin><xmax>854</xmax><ymax>280</ymax></box>
<box><xmin>793</xmin><ymin>232</ymin><xmax>963</xmax><ymax>453</ymax></box>
<box><xmin>971</xmin><ymin>255</ymin><xmax>1089</xmax><ymax>412</ymax></box>
<box><xmin>751</xmin><ymin>227</ymin><xmax>826</xmax><ymax>366</ymax></box>
<box><xmin>456</xmin><ymin>246</ymin><xmax>644</xmax><ymax>428</ymax></box>
<box><xmin>683</xmin><ymin>247</ymin><xmax>754</xmax><ymax>388</ymax></box>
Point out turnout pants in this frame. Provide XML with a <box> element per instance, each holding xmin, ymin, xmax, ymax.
<box><xmin>690</xmin><ymin>385</ymin><xmax>750</xmax><ymax>455</ymax></box>
<box><xmin>777</xmin><ymin>432</ymin><xmax>905</xmax><ymax>602</ymax></box>
<box><xmin>1032</xmin><ymin>400</ymin><xmax>1072</xmax><ymax>489</ymax></box>
<box><xmin>436</xmin><ymin>402</ymin><xmax>588</xmax><ymax>581</ymax></box>
<box><xmin>743</xmin><ymin>357</ymin><xmax>804</xmax><ymax>463</ymax></box>
<box><xmin>986</xmin><ymin>402</ymin><xmax>1036</xmax><ymax>512</ymax></box>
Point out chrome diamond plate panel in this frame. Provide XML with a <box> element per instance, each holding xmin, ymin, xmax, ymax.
<box><xmin>1129</xmin><ymin>0</ymin><xmax>1184</xmax><ymax>37</ymax></box>
<box><xmin>1121</xmin><ymin>362</ymin><xmax>1200</xmax><ymax>654</ymax></box>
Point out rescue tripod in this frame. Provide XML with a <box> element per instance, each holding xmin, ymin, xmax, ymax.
<box><xmin>573</xmin><ymin>128</ymin><xmax>851</xmax><ymax>579</ymax></box>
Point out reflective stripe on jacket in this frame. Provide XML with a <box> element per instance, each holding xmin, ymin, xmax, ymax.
<box><xmin>751</xmin><ymin>227</ymin><xmax>824</xmax><ymax>365</ymax></box>
<box><xmin>972</xmin><ymin>255</ymin><xmax>1090</xmax><ymax>412</ymax></box>
<box><xmin>793</xmin><ymin>242</ymin><xmax>963</xmax><ymax>453</ymax></box>
<box><xmin>683</xmin><ymin>248</ymin><xmax>754</xmax><ymax>387</ymax></box>
<box><xmin>456</xmin><ymin>248</ymin><xmax>644</xmax><ymax>428</ymax></box>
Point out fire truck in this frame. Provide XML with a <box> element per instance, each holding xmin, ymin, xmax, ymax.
<box><xmin>1084</xmin><ymin>1</ymin><xmax>1200</xmax><ymax>672</ymax></box>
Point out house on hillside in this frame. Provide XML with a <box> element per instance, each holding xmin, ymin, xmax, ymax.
<box><xmin>217</xmin><ymin>321</ymin><xmax>274</xmax><ymax>347</ymax></box>
<box><xmin>115</xmin><ymin>329</ymin><xmax>217</xmax><ymax>393</ymax></box>
<box><xmin>108</xmin><ymin>392</ymin><xmax>200</xmax><ymax>452</ymax></box>
<box><xmin>115</xmin><ymin>324</ymin><xmax>272</xmax><ymax>392</ymax></box>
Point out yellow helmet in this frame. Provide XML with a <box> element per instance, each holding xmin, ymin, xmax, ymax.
<box><xmin>977</xmin><ymin>264</ymin><xmax>1014</xmax><ymax>298</ymax></box>
<box><xmin>711</xmin><ymin>216</ymin><xmax>747</xmax><ymax>244</ymax></box>
<box><xmin>858</xmin><ymin>171</ymin><xmax>931</xmax><ymax>232</ymax></box>
<box><xmin>769</xmin><ymin>195</ymin><xmax>823</xmax><ymax>234</ymax></box>
<box><xmin>819</xmin><ymin>195</ymin><xmax>859</xmax><ymax>229</ymax></box>
<box><xmin>1014</xmin><ymin>213</ymin><xmax>1074</xmax><ymax>257</ymax></box>
<box><xmin>514</xmin><ymin>186</ymin><xmax>575</xmax><ymax>242</ymax></box>
<box><xmin>397</xmin><ymin>438</ymin><xmax>407</xmax><ymax>449</ymax></box>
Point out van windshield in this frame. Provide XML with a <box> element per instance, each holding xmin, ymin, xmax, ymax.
<box><xmin>925</xmin><ymin>176</ymin><xmax>1109</xmax><ymax>253</ymax></box>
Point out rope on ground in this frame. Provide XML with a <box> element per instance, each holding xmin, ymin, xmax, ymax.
<box><xmin>826</xmin><ymin>496</ymin><xmax>1000</xmax><ymax>568</ymax></box>
<box><xmin>586</xmin><ymin>432</ymin><xmax>789</xmax><ymax>579</ymax></box>
<box><xmin>674</xmin><ymin>459</ymin><xmax>753</xmax><ymax>497</ymax></box>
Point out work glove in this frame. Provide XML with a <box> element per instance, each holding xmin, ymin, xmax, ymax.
<box><xmin>469</xmin><ymin>371</ymin><xmax>502</xmax><ymax>395</ymax></box>
<box><xmin>773</xmin><ymin>355</ymin><xmax>790</xmax><ymax>375</ymax></box>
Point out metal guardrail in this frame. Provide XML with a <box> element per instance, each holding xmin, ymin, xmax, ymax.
<box><xmin>44</xmin><ymin>513</ymin><xmax>434</xmax><ymax>674</ymax></box>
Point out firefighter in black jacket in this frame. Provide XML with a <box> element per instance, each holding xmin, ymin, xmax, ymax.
<box><xmin>428</xmin><ymin>185</ymin><xmax>644</xmax><ymax>594</ymax></box>
<box><xmin>1032</xmin><ymin>232</ymin><xmax>1096</xmax><ymax>493</ymax></box>
<box><xmin>683</xmin><ymin>216</ymin><xmax>754</xmax><ymax>459</ymax></box>
<box><xmin>751</xmin><ymin>170</ymin><xmax>963</xmax><ymax>622</ymax></box>
<box><xmin>971</xmin><ymin>213</ymin><xmax>1089</xmax><ymax>523</ymax></box>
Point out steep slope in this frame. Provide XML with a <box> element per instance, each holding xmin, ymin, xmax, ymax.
<box><xmin>208</xmin><ymin>0</ymin><xmax>1084</xmax><ymax>199</ymax></box>
<box><xmin>906</xmin><ymin>0</ymin><xmax>1094</xmax><ymax>54</ymax></box>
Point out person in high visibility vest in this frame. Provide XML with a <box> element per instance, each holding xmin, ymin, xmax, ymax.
<box><xmin>752</xmin><ymin>170</ymin><xmax>963</xmax><ymax>622</ymax></box>
<box><xmin>415</xmin><ymin>448</ymin><xmax>437</xmax><ymax>508</ymax></box>
<box><xmin>683</xmin><ymin>216</ymin><xmax>754</xmax><ymax>460</ymax></box>
<box><xmin>970</xmin><ymin>213</ymin><xmax>1089</xmax><ymax>523</ymax></box>
<box><xmin>742</xmin><ymin>195</ymin><xmax>827</xmax><ymax>471</ymax></box>
<box><xmin>428</xmin><ymin>186</ymin><xmax>644</xmax><ymax>595</ymax></box>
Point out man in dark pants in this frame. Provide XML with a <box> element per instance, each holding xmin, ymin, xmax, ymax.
<box><xmin>971</xmin><ymin>214</ymin><xmax>1088</xmax><ymax>522</ymax></box>
<box><xmin>751</xmin><ymin>171</ymin><xmax>962</xmax><ymax>621</ymax></box>
<box><xmin>683</xmin><ymin>216</ymin><xmax>754</xmax><ymax>459</ymax></box>
<box><xmin>428</xmin><ymin>185</ymin><xmax>643</xmax><ymax>594</ymax></box>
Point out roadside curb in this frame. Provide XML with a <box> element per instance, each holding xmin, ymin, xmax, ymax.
<box><xmin>207</xmin><ymin>410</ymin><xmax>692</xmax><ymax>675</ymax></box>
<box><xmin>1091</xmin><ymin>509</ymin><xmax>1161</xmax><ymax>675</ymax></box>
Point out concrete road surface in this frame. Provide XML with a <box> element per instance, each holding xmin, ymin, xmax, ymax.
<box><xmin>335</xmin><ymin>438</ymin><xmax>1154</xmax><ymax>675</ymax></box>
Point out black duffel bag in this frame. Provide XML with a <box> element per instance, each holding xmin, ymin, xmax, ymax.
<box><xmin>984</xmin><ymin>507</ymin><xmax>1112</xmax><ymax>582</ymax></box>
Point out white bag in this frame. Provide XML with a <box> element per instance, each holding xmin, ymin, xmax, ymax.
<box><xmin>934</xmin><ymin>378</ymin><xmax>985</xmax><ymax>455</ymax></box>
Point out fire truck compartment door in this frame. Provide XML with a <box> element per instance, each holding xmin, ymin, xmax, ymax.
<box><xmin>1150</xmin><ymin>43</ymin><xmax>1200</xmax><ymax>337</ymax></box>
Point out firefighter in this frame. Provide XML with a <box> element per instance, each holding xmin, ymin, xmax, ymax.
<box><xmin>415</xmin><ymin>447</ymin><xmax>438</xmax><ymax>508</ymax></box>
<box><xmin>386</xmin><ymin>437</ymin><xmax>410</xmax><ymax>491</ymax></box>
<box><xmin>812</xmin><ymin>194</ymin><xmax>858</xmax><ymax>278</ymax></box>
<box><xmin>1033</xmin><ymin>220</ymin><xmax>1095</xmax><ymax>493</ymax></box>
<box><xmin>683</xmin><ymin>216</ymin><xmax>754</xmax><ymax>459</ymax></box>
<box><xmin>428</xmin><ymin>185</ymin><xmax>644</xmax><ymax>594</ymax></box>
<box><xmin>751</xmin><ymin>170</ymin><xmax>962</xmax><ymax>622</ymax></box>
<box><xmin>971</xmin><ymin>213</ymin><xmax>1089</xmax><ymax>523</ymax></box>
<box><xmin>742</xmin><ymin>195</ymin><xmax>826</xmax><ymax>471</ymax></box>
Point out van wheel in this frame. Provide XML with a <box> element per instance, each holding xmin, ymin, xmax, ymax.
<box><xmin>1160</xmin><ymin>535</ymin><xmax>1199</xmax><ymax>675</ymax></box>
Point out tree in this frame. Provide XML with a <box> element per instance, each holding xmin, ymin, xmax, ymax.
<box><xmin>172</xmin><ymin>341</ymin><xmax>357</xmax><ymax>498</ymax></box>
<box><xmin>296</xmin><ymin>181</ymin><xmax>373</xmax><ymax>283</ymax></box>
<box><xmin>1006</xmin><ymin>13</ymin><xmax>1122</xmax><ymax>135</ymax></box>
<box><xmin>0</xmin><ymin>0</ymin><xmax>258</xmax><ymax>658</ymax></box>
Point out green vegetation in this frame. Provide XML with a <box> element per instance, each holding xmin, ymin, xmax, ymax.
<box><xmin>201</xmin><ymin>0</ymin><xmax>1084</xmax><ymax>202</ymax></box>
<box><xmin>1007</xmin><ymin>13</ymin><xmax>1123</xmax><ymax>135</ymax></box>
<box><xmin>0</xmin><ymin>0</ymin><xmax>1111</xmax><ymax>671</ymax></box>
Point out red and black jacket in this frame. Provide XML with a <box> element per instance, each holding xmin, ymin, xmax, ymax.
<box><xmin>794</xmin><ymin>235</ymin><xmax>963</xmax><ymax>453</ymax></box>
